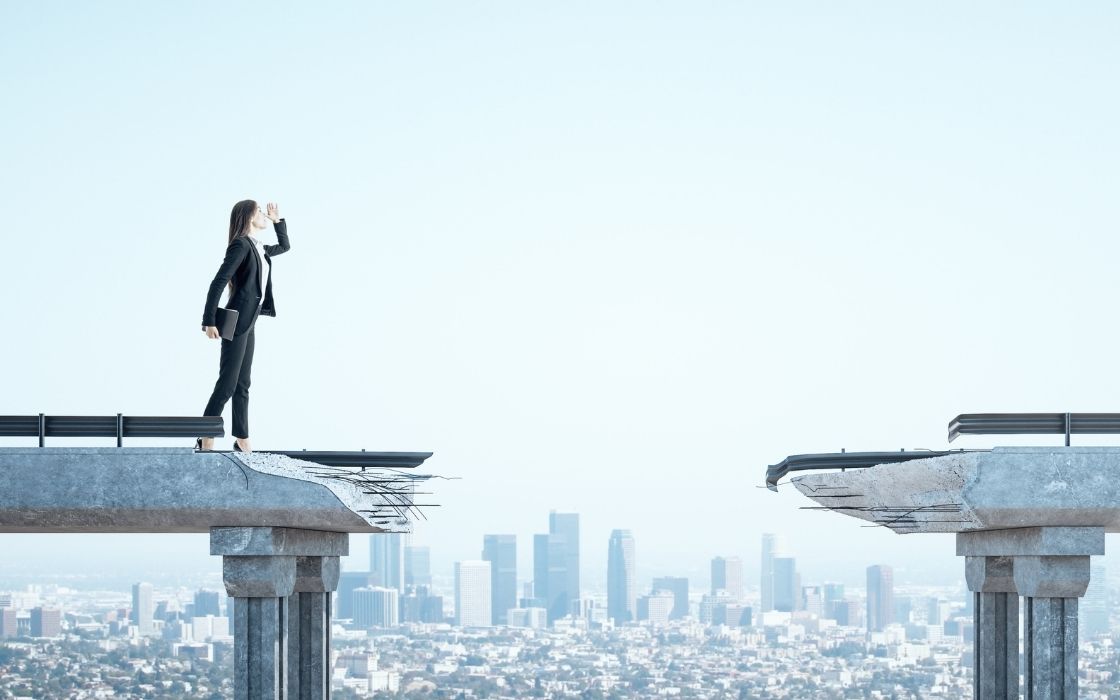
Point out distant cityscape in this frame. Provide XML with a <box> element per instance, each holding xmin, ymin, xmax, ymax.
<box><xmin>2</xmin><ymin>515</ymin><xmax>1120</xmax><ymax>697</ymax></box>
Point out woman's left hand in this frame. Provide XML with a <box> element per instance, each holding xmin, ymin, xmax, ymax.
<box><xmin>266</xmin><ymin>202</ymin><xmax>281</xmax><ymax>223</ymax></box>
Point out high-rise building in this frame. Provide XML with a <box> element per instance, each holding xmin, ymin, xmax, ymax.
<box><xmin>925</xmin><ymin>598</ymin><xmax>951</xmax><ymax>626</ymax></box>
<box><xmin>369</xmin><ymin>534</ymin><xmax>405</xmax><ymax>591</ymax></box>
<box><xmin>711</xmin><ymin>556</ymin><xmax>744</xmax><ymax>600</ymax></box>
<box><xmin>834</xmin><ymin>599</ymin><xmax>863</xmax><ymax>627</ymax></box>
<box><xmin>131</xmin><ymin>582</ymin><xmax>154</xmax><ymax>636</ymax></box>
<box><xmin>698</xmin><ymin>591</ymin><xmax>738</xmax><ymax>625</ymax></box>
<box><xmin>533</xmin><ymin>533</ymin><xmax>567</xmax><ymax>623</ymax></box>
<box><xmin>400</xmin><ymin>585</ymin><xmax>444</xmax><ymax>624</ymax></box>
<box><xmin>193</xmin><ymin>590</ymin><xmax>221</xmax><ymax>618</ymax></box>
<box><xmin>0</xmin><ymin>608</ymin><xmax>17</xmax><ymax>638</ymax></box>
<box><xmin>404</xmin><ymin>545</ymin><xmax>432</xmax><ymax>587</ymax></box>
<box><xmin>353</xmin><ymin>586</ymin><xmax>399</xmax><ymax>628</ymax></box>
<box><xmin>455</xmin><ymin>560</ymin><xmax>492</xmax><ymax>628</ymax></box>
<box><xmin>867</xmin><ymin>565</ymin><xmax>894</xmax><ymax>632</ymax></box>
<box><xmin>482</xmin><ymin>534</ymin><xmax>517</xmax><ymax>625</ymax></box>
<box><xmin>823</xmin><ymin>582</ymin><xmax>845</xmax><ymax>604</ymax></box>
<box><xmin>802</xmin><ymin>585</ymin><xmax>824</xmax><ymax>617</ymax></box>
<box><xmin>651</xmin><ymin>577</ymin><xmax>689</xmax><ymax>619</ymax></box>
<box><xmin>507</xmin><ymin>607</ymin><xmax>548</xmax><ymax>629</ymax></box>
<box><xmin>336</xmin><ymin>572</ymin><xmax>376</xmax><ymax>620</ymax></box>
<box><xmin>772</xmin><ymin>557</ymin><xmax>800</xmax><ymax>612</ymax></box>
<box><xmin>761</xmin><ymin>533</ymin><xmax>787</xmax><ymax>613</ymax></box>
<box><xmin>30</xmin><ymin>607</ymin><xmax>61</xmax><ymax>638</ymax></box>
<box><xmin>1082</xmin><ymin>563</ymin><xmax>1109</xmax><ymax>636</ymax></box>
<box><xmin>549</xmin><ymin>511</ymin><xmax>580</xmax><ymax>614</ymax></box>
<box><xmin>637</xmin><ymin>591</ymin><xmax>675</xmax><ymax>626</ymax></box>
<box><xmin>607</xmin><ymin>529</ymin><xmax>636</xmax><ymax>624</ymax></box>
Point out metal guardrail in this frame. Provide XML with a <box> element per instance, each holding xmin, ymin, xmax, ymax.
<box><xmin>0</xmin><ymin>415</ymin><xmax>433</xmax><ymax>469</ymax></box>
<box><xmin>0</xmin><ymin>414</ymin><xmax>224</xmax><ymax>446</ymax></box>
<box><xmin>766</xmin><ymin>450</ymin><xmax>962</xmax><ymax>491</ymax></box>
<box><xmin>948</xmin><ymin>413</ymin><xmax>1120</xmax><ymax>445</ymax></box>
<box><xmin>254</xmin><ymin>450</ymin><xmax>432</xmax><ymax>469</ymax></box>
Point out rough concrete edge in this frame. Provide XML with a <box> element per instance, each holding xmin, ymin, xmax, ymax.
<box><xmin>231</xmin><ymin>452</ymin><xmax>415</xmax><ymax>533</ymax></box>
<box><xmin>790</xmin><ymin>452</ymin><xmax>986</xmax><ymax>534</ymax></box>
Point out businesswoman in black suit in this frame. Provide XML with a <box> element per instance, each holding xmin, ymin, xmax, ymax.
<box><xmin>198</xmin><ymin>200</ymin><xmax>290</xmax><ymax>453</ymax></box>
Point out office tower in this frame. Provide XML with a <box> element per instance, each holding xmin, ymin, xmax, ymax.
<box><xmin>0</xmin><ymin>609</ymin><xmax>16</xmax><ymax>638</ymax></box>
<box><xmin>823</xmin><ymin>582</ymin><xmax>845</xmax><ymax>605</ymax></box>
<box><xmin>894</xmin><ymin>596</ymin><xmax>913</xmax><ymax>625</ymax></box>
<box><xmin>607</xmin><ymin>529</ymin><xmax>636</xmax><ymax>624</ymax></box>
<box><xmin>336</xmin><ymin>572</ymin><xmax>376</xmax><ymax>620</ymax></box>
<box><xmin>761</xmin><ymin>533</ymin><xmax>787</xmax><ymax>612</ymax></box>
<box><xmin>193</xmin><ymin>590</ymin><xmax>221</xmax><ymax>617</ymax></box>
<box><xmin>455</xmin><ymin>560</ymin><xmax>492</xmax><ymax>628</ymax></box>
<box><xmin>507</xmin><ymin>607</ymin><xmax>548</xmax><ymax>629</ymax></box>
<box><xmin>637</xmin><ymin>591</ymin><xmax>675</xmax><ymax>626</ymax></box>
<box><xmin>711</xmin><ymin>556</ymin><xmax>744</xmax><ymax>600</ymax></box>
<box><xmin>131</xmin><ymin>582</ymin><xmax>154</xmax><ymax>636</ymax></box>
<box><xmin>353</xmin><ymin>586</ymin><xmax>400</xmax><ymax>628</ymax></box>
<box><xmin>549</xmin><ymin>511</ymin><xmax>581</xmax><ymax>612</ymax></box>
<box><xmin>698</xmin><ymin>590</ymin><xmax>736</xmax><ymax>624</ymax></box>
<box><xmin>772</xmin><ymin>557</ymin><xmax>800</xmax><ymax>612</ymax></box>
<box><xmin>834</xmin><ymin>599</ymin><xmax>863</xmax><ymax>627</ymax></box>
<box><xmin>404</xmin><ymin>545</ymin><xmax>432</xmax><ymax>587</ymax></box>
<box><xmin>533</xmin><ymin>533</ymin><xmax>567</xmax><ymax>623</ymax></box>
<box><xmin>802</xmin><ymin>585</ymin><xmax>824</xmax><ymax>617</ymax></box>
<box><xmin>482</xmin><ymin>534</ymin><xmax>517</xmax><ymax>625</ymax></box>
<box><xmin>369</xmin><ymin>533</ymin><xmax>405</xmax><ymax>591</ymax></box>
<box><xmin>651</xmin><ymin>577</ymin><xmax>689</xmax><ymax>619</ymax></box>
<box><xmin>0</xmin><ymin>593</ymin><xmax>11</xmax><ymax>608</ymax></box>
<box><xmin>1082</xmin><ymin>563</ymin><xmax>1109</xmax><ymax>636</ymax></box>
<box><xmin>926</xmin><ymin>598</ymin><xmax>951</xmax><ymax>627</ymax></box>
<box><xmin>866</xmin><ymin>565</ymin><xmax>894</xmax><ymax>632</ymax></box>
<box><xmin>401</xmin><ymin>585</ymin><xmax>445</xmax><ymax>624</ymax></box>
<box><xmin>30</xmin><ymin>607</ymin><xmax>61</xmax><ymax>637</ymax></box>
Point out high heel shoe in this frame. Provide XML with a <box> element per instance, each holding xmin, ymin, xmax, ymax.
<box><xmin>195</xmin><ymin>438</ymin><xmax>203</xmax><ymax>451</ymax></box>
<box><xmin>233</xmin><ymin>441</ymin><xmax>243</xmax><ymax>452</ymax></box>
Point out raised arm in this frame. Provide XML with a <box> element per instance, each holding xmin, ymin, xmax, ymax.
<box><xmin>263</xmin><ymin>202</ymin><xmax>290</xmax><ymax>257</ymax></box>
<box><xmin>201</xmin><ymin>238</ymin><xmax>250</xmax><ymax>327</ymax></box>
<box><xmin>263</xmin><ymin>218</ymin><xmax>290</xmax><ymax>257</ymax></box>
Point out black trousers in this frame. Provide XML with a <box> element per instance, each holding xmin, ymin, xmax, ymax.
<box><xmin>203</xmin><ymin>321</ymin><xmax>256</xmax><ymax>439</ymax></box>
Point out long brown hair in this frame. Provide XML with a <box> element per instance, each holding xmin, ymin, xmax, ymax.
<box><xmin>227</xmin><ymin>199</ymin><xmax>256</xmax><ymax>295</ymax></box>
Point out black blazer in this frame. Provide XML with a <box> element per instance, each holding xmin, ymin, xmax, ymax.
<box><xmin>201</xmin><ymin>219</ymin><xmax>290</xmax><ymax>335</ymax></box>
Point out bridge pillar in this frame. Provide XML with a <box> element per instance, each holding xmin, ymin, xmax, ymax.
<box><xmin>285</xmin><ymin>555</ymin><xmax>340</xmax><ymax>700</ymax></box>
<box><xmin>212</xmin><ymin>527</ymin><xmax>349</xmax><ymax>700</ymax></box>
<box><xmin>958</xmin><ymin>527</ymin><xmax>1103</xmax><ymax>700</ymax></box>
<box><xmin>965</xmin><ymin>556</ymin><xmax>1018</xmax><ymax>700</ymax></box>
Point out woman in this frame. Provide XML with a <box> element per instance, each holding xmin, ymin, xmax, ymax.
<box><xmin>198</xmin><ymin>200</ymin><xmax>290</xmax><ymax>453</ymax></box>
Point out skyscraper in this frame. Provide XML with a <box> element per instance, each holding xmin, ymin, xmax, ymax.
<box><xmin>455</xmin><ymin>560</ymin><xmax>492</xmax><ymax>628</ymax></box>
<box><xmin>533</xmin><ymin>533</ymin><xmax>567</xmax><ymax>623</ymax></box>
<box><xmin>482</xmin><ymin>534</ymin><xmax>517</xmax><ymax>625</ymax></box>
<box><xmin>0</xmin><ymin>609</ymin><xmax>16</xmax><ymax>638</ymax></box>
<box><xmin>369</xmin><ymin>533</ymin><xmax>405</xmax><ymax>591</ymax></box>
<box><xmin>866</xmin><ymin>565</ymin><xmax>894</xmax><ymax>632</ymax></box>
<box><xmin>353</xmin><ymin>586</ymin><xmax>399</xmax><ymax>628</ymax></box>
<box><xmin>760</xmin><ymin>533</ymin><xmax>787</xmax><ymax>613</ymax></box>
<box><xmin>336</xmin><ymin>572</ymin><xmax>376</xmax><ymax>620</ymax></box>
<box><xmin>651</xmin><ymin>577</ymin><xmax>689</xmax><ymax>620</ymax></box>
<box><xmin>772</xmin><ymin>557</ymin><xmax>800</xmax><ymax>612</ymax></box>
<box><xmin>637</xmin><ymin>591</ymin><xmax>675</xmax><ymax>626</ymax></box>
<box><xmin>711</xmin><ymin>556</ymin><xmax>744</xmax><ymax>600</ymax></box>
<box><xmin>607</xmin><ymin>529</ymin><xmax>636</xmax><ymax>624</ymax></box>
<box><xmin>193</xmin><ymin>589</ymin><xmax>221</xmax><ymax>618</ymax></box>
<box><xmin>131</xmin><ymin>582</ymin><xmax>154</xmax><ymax>636</ymax></box>
<box><xmin>404</xmin><ymin>545</ymin><xmax>432</xmax><ymax>587</ymax></box>
<box><xmin>549</xmin><ymin>512</ymin><xmax>580</xmax><ymax>613</ymax></box>
<box><xmin>30</xmin><ymin>607</ymin><xmax>61</xmax><ymax>638</ymax></box>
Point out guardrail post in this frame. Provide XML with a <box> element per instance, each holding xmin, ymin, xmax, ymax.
<box><xmin>116</xmin><ymin>413</ymin><xmax>124</xmax><ymax>448</ymax></box>
<box><xmin>38</xmin><ymin>414</ymin><xmax>44</xmax><ymax>447</ymax></box>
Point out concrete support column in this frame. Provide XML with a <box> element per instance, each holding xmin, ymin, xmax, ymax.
<box><xmin>1015</xmin><ymin>556</ymin><xmax>1090</xmax><ymax>700</ymax></box>
<box><xmin>957</xmin><ymin>527</ymin><xmax>1104</xmax><ymax>700</ymax></box>
<box><xmin>212</xmin><ymin>527</ymin><xmax>349</xmax><ymax>700</ymax></box>
<box><xmin>965</xmin><ymin>556</ymin><xmax>1018</xmax><ymax>700</ymax></box>
<box><xmin>285</xmin><ymin>555</ymin><xmax>340</xmax><ymax>700</ymax></box>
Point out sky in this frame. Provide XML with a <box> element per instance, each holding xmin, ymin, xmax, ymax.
<box><xmin>3</xmin><ymin>1</ymin><xmax>1120</xmax><ymax>594</ymax></box>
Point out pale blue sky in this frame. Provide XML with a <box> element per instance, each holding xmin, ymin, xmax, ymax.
<box><xmin>3</xmin><ymin>2</ymin><xmax>1120</xmax><ymax>591</ymax></box>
